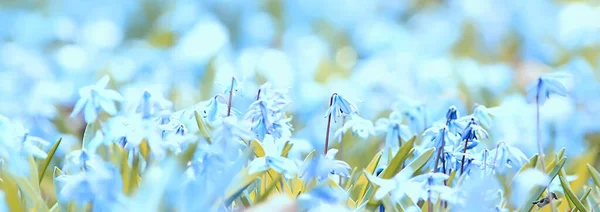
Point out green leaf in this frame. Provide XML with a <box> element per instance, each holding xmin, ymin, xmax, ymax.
<box><xmin>1</xmin><ymin>171</ymin><xmax>25</xmax><ymax>212</ymax></box>
<box><xmin>403</xmin><ymin>147</ymin><xmax>435</xmax><ymax>175</ymax></box>
<box><xmin>521</xmin><ymin>157</ymin><xmax>566</xmax><ymax>212</ymax></box>
<box><xmin>380</xmin><ymin>136</ymin><xmax>415</xmax><ymax>179</ymax></box>
<box><xmin>557</xmin><ymin>147</ymin><xmax>566</xmax><ymax>160</ymax></box>
<box><xmin>517</xmin><ymin>154</ymin><xmax>539</xmax><ymax>174</ymax></box>
<box><xmin>586</xmin><ymin>164</ymin><xmax>600</xmax><ymax>189</ymax></box>
<box><xmin>559</xmin><ymin>173</ymin><xmax>587</xmax><ymax>212</ymax></box>
<box><xmin>194</xmin><ymin>111</ymin><xmax>212</xmax><ymax>143</ymax></box>
<box><xmin>178</xmin><ymin>141</ymin><xmax>199</xmax><ymax>169</ymax></box>
<box><xmin>354</xmin><ymin>151</ymin><xmax>382</xmax><ymax>204</ymax></box>
<box><xmin>382</xmin><ymin>195</ymin><xmax>401</xmax><ymax>212</ymax></box>
<box><xmin>81</xmin><ymin>122</ymin><xmax>96</xmax><ymax>150</ymax></box>
<box><xmin>27</xmin><ymin>156</ymin><xmax>41</xmax><ymax>195</ymax></box>
<box><xmin>53</xmin><ymin>167</ymin><xmax>69</xmax><ymax>212</ymax></box>
<box><xmin>9</xmin><ymin>171</ymin><xmax>48</xmax><ymax>211</ymax></box>
<box><xmin>39</xmin><ymin>137</ymin><xmax>62</xmax><ymax>184</ymax></box>
<box><xmin>256</xmin><ymin>174</ymin><xmax>281</xmax><ymax>203</ymax></box>
<box><xmin>250</xmin><ymin>140</ymin><xmax>265</xmax><ymax>157</ymax></box>
<box><xmin>280</xmin><ymin>141</ymin><xmax>293</xmax><ymax>157</ymax></box>
<box><xmin>573</xmin><ymin>188</ymin><xmax>592</xmax><ymax>212</ymax></box>
<box><xmin>128</xmin><ymin>153</ymin><xmax>141</xmax><ymax>195</ymax></box>
<box><xmin>224</xmin><ymin>169</ymin><xmax>264</xmax><ymax>205</ymax></box>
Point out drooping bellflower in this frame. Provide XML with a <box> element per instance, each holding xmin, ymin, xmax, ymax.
<box><xmin>324</xmin><ymin>94</ymin><xmax>358</xmax><ymax>123</ymax></box>
<box><xmin>526</xmin><ymin>72</ymin><xmax>570</xmax><ymax>105</ymax></box>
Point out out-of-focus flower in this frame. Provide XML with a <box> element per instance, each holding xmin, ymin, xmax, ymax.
<box><xmin>526</xmin><ymin>72</ymin><xmax>570</xmax><ymax>105</ymax></box>
<box><xmin>0</xmin><ymin>115</ymin><xmax>50</xmax><ymax>176</ymax></box>
<box><xmin>302</xmin><ymin>149</ymin><xmax>351</xmax><ymax>182</ymax></box>
<box><xmin>298</xmin><ymin>184</ymin><xmax>349</xmax><ymax>211</ymax></box>
<box><xmin>334</xmin><ymin>114</ymin><xmax>375</xmax><ymax>140</ymax></box>
<box><xmin>62</xmin><ymin>149</ymin><xmax>107</xmax><ymax>175</ymax></box>
<box><xmin>488</xmin><ymin>142</ymin><xmax>529</xmax><ymax>173</ymax></box>
<box><xmin>365</xmin><ymin>167</ymin><xmax>417</xmax><ymax>202</ymax></box>
<box><xmin>512</xmin><ymin>169</ymin><xmax>549</xmax><ymax>207</ymax></box>
<box><xmin>248</xmin><ymin>135</ymin><xmax>299</xmax><ymax>178</ymax></box>
<box><xmin>136</xmin><ymin>91</ymin><xmax>172</xmax><ymax>119</ymax></box>
<box><xmin>211</xmin><ymin>116</ymin><xmax>253</xmax><ymax>159</ymax></box>
<box><xmin>56</xmin><ymin>164</ymin><xmax>123</xmax><ymax>210</ymax></box>
<box><xmin>411</xmin><ymin>172</ymin><xmax>454</xmax><ymax>203</ymax></box>
<box><xmin>375</xmin><ymin>111</ymin><xmax>413</xmax><ymax>148</ymax></box>
<box><xmin>70</xmin><ymin>76</ymin><xmax>124</xmax><ymax>123</ymax></box>
<box><xmin>325</xmin><ymin>94</ymin><xmax>358</xmax><ymax>123</ymax></box>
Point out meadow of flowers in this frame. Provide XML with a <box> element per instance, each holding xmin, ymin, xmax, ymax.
<box><xmin>1</xmin><ymin>0</ymin><xmax>600</xmax><ymax>211</ymax></box>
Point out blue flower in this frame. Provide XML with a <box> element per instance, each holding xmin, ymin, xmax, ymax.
<box><xmin>298</xmin><ymin>184</ymin><xmax>348</xmax><ymax>210</ymax></box>
<box><xmin>461</xmin><ymin>118</ymin><xmax>489</xmax><ymax>141</ymax></box>
<box><xmin>136</xmin><ymin>91</ymin><xmax>172</xmax><ymax>119</ymax></box>
<box><xmin>245</xmin><ymin>84</ymin><xmax>293</xmax><ymax>141</ymax></box>
<box><xmin>62</xmin><ymin>149</ymin><xmax>107</xmax><ymax>175</ymax></box>
<box><xmin>211</xmin><ymin>116</ymin><xmax>254</xmax><ymax>159</ymax></box>
<box><xmin>0</xmin><ymin>115</ymin><xmax>50</xmax><ymax>176</ymax></box>
<box><xmin>56</xmin><ymin>162</ymin><xmax>123</xmax><ymax>210</ymax></box>
<box><xmin>364</xmin><ymin>167</ymin><xmax>418</xmax><ymax>202</ymax></box>
<box><xmin>325</xmin><ymin>93</ymin><xmax>358</xmax><ymax>123</ymax></box>
<box><xmin>302</xmin><ymin>149</ymin><xmax>351</xmax><ymax>182</ymax></box>
<box><xmin>526</xmin><ymin>72</ymin><xmax>570</xmax><ymax>105</ymax></box>
<box><xmin>375</xmin><ymin>111</ymin><xmax>413</xmax><ymax>148</ymax></box>
<box><xmin>410</xmin><ymin>172</ymin><xmax>454</xmax><ymax>202</ymax></box>
<box><xmin>488</xmin><ymin>142</ymin><xmax>529</xmax><ymax>173</ymax></box>
<box><xmin>70</xmin><ymin>75</ymin><xmax>124</xmax><ymax>123</ymax></box>
<box><xmin>334</xmin><ymin>114</ymin><xmax>375</xmax><ymax>140</ymax></box>
<box><xmin>248</xmin><ymin>135</ymin><xmax>299</xmax><ymax>178</ymax></box>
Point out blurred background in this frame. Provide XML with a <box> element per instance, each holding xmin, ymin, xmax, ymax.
<box><xmin>0</xmin><ymin>0</ymin><xmax>599</xmax><ymax>186</ymax></box>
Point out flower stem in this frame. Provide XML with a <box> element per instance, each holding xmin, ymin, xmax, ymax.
<box><xmin>537</xmin><ymin>94</ymin><xmax>556</xmax><ymax>212</ymax></box>
<box><xmin>433</xmin><ymin>128</ymin><xmax>446</xmax><ymax>173</ymax></box>
<box><xmin>324</xmin><ymin>93</ymin><xmax>336</xmax><ymax>155</ymax></box>
<box><xmin>460</xmin><ymin>138</ymin><xmax>470</xmax><ymax>175</ymax></box>
<box><xmin>227</xmin><ymin>77</ymin><xmax>235</xmax><ymax>117</ymax></box>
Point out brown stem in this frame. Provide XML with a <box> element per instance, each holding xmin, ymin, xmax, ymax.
<box><xmin>324</xmin><ymin>93</ymin><xmax>336</xmax><ymax>155</ymax></box>
<box><xmin>433</xmin><ymin>128</ymin><xmax>446</xmax><ymax>173</ymax></box>
<box><xmin>460</xmin><ymin>138</ymin><xmax>470</xmax><ymax>175</ymax></box>
<box><xmin>226</xmin><ymin>77</ymin><xmax>234</xmax><ymax>117</ymax></box>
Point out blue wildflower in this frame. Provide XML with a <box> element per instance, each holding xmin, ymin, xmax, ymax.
<box><xmin>411</xmin><ymin>172</ymin><xmax>454</xmax><ymax>203</ymax></box>
<box><xmin>488</xmin><ymin>142</ymin><xmax>529</xmax><ymax>173</ymax></box>
<box><xmin>298</xmin><ymin>184</ymin><xmax>349</xmax><ymax>211</ymax></box>
<box><xmin>0</xmin><ymin>115</ymin><xmax>50</xmax><ymax>176</ymax></box>
<box><xmin>526</xmin><ymin>72</ymin><xmax>570</xmax><ymax>105</ymax></box>
<box><xmin>334</xmin><ymin>114</ymin><xmax>375</xmax><ymax>141</ymax></box>
<box><xmin>375</xmin><ymin>111</ymin><xmax>413</xmax><ymax>148</ymax></box>
<box><xmin>211</xmin><ymin>116</ymin><xmax>254</xmax><ymax>159</ymax></box>
<box><xmin>245</xmin><ymin>86</ymin><xmax>292</xmax><ymax>141</ymax></box>
<box><xmin>461</xmin><ymin>118</ymin><xmax>489</xmax><ymax>141</ymax></box>
<box><xmin>248</xmin><ymin>135</ymin><xmax>299</xmax><ymax>178</ymax></box>
<box><xmin>70</xmin><ymin>75</ymin><xmax>124</xmax><ymax>123</ymax></box>
<box><xmin>302</xmin><ymin>149</ymin><xmax>351</xmax><ymax>182</ymax></box>
<box><xmin>324</xmin><ymin>93</ymin><xmax>358</xmax><ymax>123</ymax></box>
<box><xmin>56</xmin><ymin>164</ymin><xmax>123</xmax><ymax>210</ymax></box>
<box><xmin>365</xmin><ymin>167</ymin><xmax>418</xmax><ymax>202</ymax></box>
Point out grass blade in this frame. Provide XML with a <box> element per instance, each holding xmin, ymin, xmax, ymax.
<box><xmin>39</xmin><ymin>137</ymin><xmax>62</xmax><ymax>184</ymax></box>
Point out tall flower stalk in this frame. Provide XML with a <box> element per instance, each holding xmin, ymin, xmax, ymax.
<box><xmin>324</xmin><ymin>93</ymin><xmax>336</xmax><ymax>154</ymax></box>
<box><xmin>526</xmin><ymin>72</ymin><xmax>569</xmax><ymax>211</ymax></box>
<box><xmin>323</xmin><ymin>93</ymin><xmax>358</xmax><ymax>154</ymax></box>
